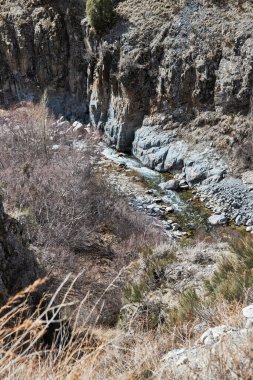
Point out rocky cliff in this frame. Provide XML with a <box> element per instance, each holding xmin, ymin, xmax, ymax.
<box><xmin>0</xmin><ymin>0</ymin><xmax>89</xmax><ymax>118</ymax></box>
<box><xmin>1</xmin><ymin>0</ymin><xmax>253</xmax><ymax>225</ymax></box>
<box><xmin>0</xmin><ymin>198</ymin><xmax>39</xmax><ymax>304</ymax></box>
<box><xmin>1</xmin><ymin>0</ymin><xmax>252</xmax><ymax>151</ymax></box>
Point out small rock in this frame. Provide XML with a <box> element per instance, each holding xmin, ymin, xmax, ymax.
<box><xmin>243</xmin><ymin>305</ymin><xmax>253</xmax><ymax>328</ymax></box>
<box><xmin>52</xmin><ymin>144</ymin><xmax>60</xmax><ymax>151</ymax></box>
<box><xmin>159</xmin><ymin>179</ymin><xmax>179</xmax><ymax>191</ymax></box>
<box><xmin>243</xmin><ymin>304</ymin><xmax>253</xmax><ymax>318</ymax></box>
<box><xmin>208</xmin><ymin>214</ymin><xmax>227</xmax><ymax>225</ymax></box>
<box><xmin>165</xmin><ymin>206</ymin><xmax>174</xmax><ymax>213</ymax></box>
<box><xmin>172</xmin><ymin>223</ymin><xmax>180</xmax><ymax>231</ymax></box>
<box><xmin>73</xmin><ymin>121</ymin><xmax>84</xmax><ymax>134</ymax></box>
<box><xmin>180</xmin><ymin>184</ymin><xmax>189</xmax><ymax>190</ymax></box>
<box><xmin>235</xmin><ymin>215</ymin><xmax>243</xmax><ymax>226</ymax></box>
<box><xmin>147</xmin><ymin>204</ymin><xmax>157</xmax><ymax>210</ymax></box>
<box><xmin>186</xmin><ymin>223</ymin><xmax>196</xmax><ymax>230</ymax></box>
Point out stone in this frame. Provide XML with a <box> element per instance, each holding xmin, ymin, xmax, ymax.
<box><xmin>154</xmin><ymin>198</ymin><xmax>163</xmax><ymax>203</ymax></box>
<box><xmin>208</xmin><ymin>214</ymin><xmax>228</xmax><ymax>225</ymax></box>
<box><xmin>52</xmin><ymin>144</ymin><xmax>60</xmax><ymax>151</ymax></box>
<box><xmin>165</xmin><ymin>206</ymin><xmax>174</xmax><ymax>213</ymax></box>
<box><xmin>172</xmin><ymin>223</ymin><xmax>180</xmax><ymax>231</ymax></box>
<box><xmin>159</xmin><ymin>179</ymin><xmax>179</xmax><ymax>191</ymax></box>
<box><xmin>235</xmin><ymin>215</ymin><xmax>243</xmax><ymax>226</ymax></box>
<box><xmin>146</xmin><ymin>204</ymin><xmax>157</xmax><ymax>210</ymax></box>
<box><xmin>199</xmin><ymin>325</ymin><xmax>233</xmax><ymax>345</ymax></box>
<box><xmin>242</xmin><ymin>305</ymin><xmax>253</xmax><ymax>318</ymax></box>
<box><xmin>73</xmin><ymin>121</ymin><xmax>85</xmax><ymax>134</ymax></box>
<box><xmin>243</xmin><ymin>305</ymin><xmax>253</xmax><ymax>328</ymax></box>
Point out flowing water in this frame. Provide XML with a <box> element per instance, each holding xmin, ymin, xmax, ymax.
<box><xmin>103</xmin><ymin>148</ymin><xmax>212</xmax><ymax>233</ymax></box>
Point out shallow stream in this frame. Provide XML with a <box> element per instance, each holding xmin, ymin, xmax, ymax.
<box><xmin>103</xmin><ymin>148</ymin><xmax>213</xmax><ymax>234</ymax></box>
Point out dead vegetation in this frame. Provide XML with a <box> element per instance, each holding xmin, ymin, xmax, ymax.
<box><xmin>0</xmin><ymin>101</ymin><xmax>159</xmax><ymax>326</ymax></box>
<box><xmin>0</xmin><ymin>275</ymin><xmax>251</xmax><ymax>380</ymax></box>
<box><xmin>0</xmin><ymin>102</ymin><xmax>252</xmax><ymax>377</ymax></box>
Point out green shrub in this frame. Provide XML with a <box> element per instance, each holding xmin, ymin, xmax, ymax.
<box><xmin>86</xmin><ymin>0</ymin><xmax>114</xmax><ymax>33</ymax></box>
<box><xmin>123</xmin><ymin>282</ymin><xmax>147</xmax><ymax>304</ymax></box>
<box><xmin>205</xmin><ymin>238</ymin><xmax>253</xmax><ymax>302</ymax></box>
<box><xmin>123</xmin><ymin>247</ymin><xmax>176</xmax><ymax>305</ymax></box>
<box><xmin>169</xmin><ymin>288</ymin><xmax>201</xmax><ymax>324</ymax></box>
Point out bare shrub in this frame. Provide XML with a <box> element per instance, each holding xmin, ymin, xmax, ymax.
<box><xmin>0</xmin><ymin>102</ymin><xmax>158</xmax><ymax>327</ymax></box>
<box><xmin>0</xmin><ymin>102</ymin><xmax>147</xmax><ymax>256</ymax></box>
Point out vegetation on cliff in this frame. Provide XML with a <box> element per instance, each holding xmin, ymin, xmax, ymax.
<box><xmin>86</xmin><ymin>0</ymin><xmax>114</xmax><ymax>33</ymax></box>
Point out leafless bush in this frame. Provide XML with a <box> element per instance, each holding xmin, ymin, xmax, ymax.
<box><xmin>0</xmin><ymin>103</ymin><xmax>147</xmax><ymax>257</ymax></box>
<box><xmin>0</xmin><ymin>102</ymin><xmax>158</xmax><ymax>326</ymax></box>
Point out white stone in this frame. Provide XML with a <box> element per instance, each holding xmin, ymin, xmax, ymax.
<box><xmin>242</xmin><ymin>304</ymin><xmax>253</xmax><ymax>318</ymax></box>
<box><xmin>208</xmin><ymin>214</ymin><xmax>227</xmax><ymax>225</ymax></box>
<box><xmin>52</xmin><ymin>144</ymin><xmax>60</xmax><ymax>151</ymax></box>
<box><xmin>73</xmin><ymin>121</ymin><xmax>84</xmax><ymax>133</ymax></box>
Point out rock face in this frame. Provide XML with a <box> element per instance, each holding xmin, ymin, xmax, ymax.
<box><xmin>1</xmin><ymin>1</ymin><xmax>252</xmax><ymax>154</ymax></box>
<box><xmin>0</xmin><ymin>0</ymin><xmax>89</xmax><ymax>119</ymax></box>
<box><xmin>1</xmin><ymin>1</ymin><xmax>253</xmax><ymax>224</ymax></box>
<box><xmin>0</xmin><ymin>199</ymin><xmax>39</xmax><ymax>304</ymax></box>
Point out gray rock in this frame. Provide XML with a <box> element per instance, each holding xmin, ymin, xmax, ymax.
<box><xmin>208</xmin><ymin>214</ymin><xmax>228</xmax><ymax>225</ymax></box>
<box><xmin>199</xmin><ymin>325</ymin><xmax>233</xmax><ymax>346</ymax></box>
<box><xmin>159</xmin><ymin>179</ymin><xmax>179</xmax><ymax>191</ymax></box>
<box><xmin>163</xmin><ymin>141</ymin><xmax>188</xmax><ymax>171</ymax></box>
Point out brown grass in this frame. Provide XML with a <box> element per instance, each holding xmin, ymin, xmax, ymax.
<box><xmin>0</xmin><ymin>277</ymin><xmax>250</xmax><ymax>380</ymax></box>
